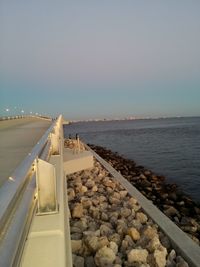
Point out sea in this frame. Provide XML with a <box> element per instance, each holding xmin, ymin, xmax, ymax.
<box><xmin>64</xmin><ymin>117</ymin><xmax>200</xmax><ymax>203</ymax></box>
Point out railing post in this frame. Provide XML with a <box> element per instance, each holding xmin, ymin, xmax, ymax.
<box><xmin>35</xmin><ymin>158</ymin><xmax>58</xmax><ymax>214</ymax></box>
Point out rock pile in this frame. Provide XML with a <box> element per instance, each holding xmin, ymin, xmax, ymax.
<box><xmin>88</xmin><ymin>144</ymin><xmax>200</xmax><ymax>246</ymax></box>
<box><xmin>67</xmin><ymin>161</ymin><xmax>189</xmax><ymax>267</ymax></box>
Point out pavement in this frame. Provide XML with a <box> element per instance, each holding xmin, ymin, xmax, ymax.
<box><xmin>0</xmin><ymin>118</ymin><xmax>51</xmax><ymax>186</ymax></box>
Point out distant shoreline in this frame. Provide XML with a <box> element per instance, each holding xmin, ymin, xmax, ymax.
<box><xmin>70</xmin><ymin>115</ymin><xmax>200</xmax><ymax>124</ymax></box>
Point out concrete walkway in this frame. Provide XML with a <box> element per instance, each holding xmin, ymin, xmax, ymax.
<box><xmin>0</xmin><ymin>118</ymin><xmax>51</xmax><ymax>186</ymax></box>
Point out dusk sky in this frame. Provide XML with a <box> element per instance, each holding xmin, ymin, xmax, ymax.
<box><xmin>1</xmin><ymin>1</ymin><xmax>200</xmax><ymax>120</ymax></box>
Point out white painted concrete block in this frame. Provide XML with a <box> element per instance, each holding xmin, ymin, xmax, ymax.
<box><xmin>63</xmin><ymin>148</ymin><xmax>94</xmax><ymax>175</ymax></box>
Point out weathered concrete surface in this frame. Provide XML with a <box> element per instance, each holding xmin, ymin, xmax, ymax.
<box><xmin>0</xmin><ymin>118</ymin><xmax>51</xmax><ymax>186</ymax></box>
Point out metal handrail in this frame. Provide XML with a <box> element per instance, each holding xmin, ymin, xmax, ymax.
<box><xmin>0</xmin><ymin>115</ymin><xmax>52</xmax><ymax>121</ymax></box>
<box><xmin>0</xmin><ymin>115</ymin><xmax>62</xmax><ymax>266</ymax></box>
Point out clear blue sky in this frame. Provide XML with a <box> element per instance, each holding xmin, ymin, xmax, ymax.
<box><xmin>1</xmin><ymin>1</ymin><xmax>200</xmax><ymax>119</ymax></box>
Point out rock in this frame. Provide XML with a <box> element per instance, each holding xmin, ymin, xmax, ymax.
<box><xmin>85</xmin><ymin>256</ymin><xmax>96</xmax><ymax>267</ymax></box>
<box><xmin>80</xmin><ymin>185</ymin><xmax>88</xmax><ymax>193</ymax></box>
<box><xmin>151</xmin><ymin>246</ymin><xmax>167</xmax><ymax>267</ymax></box>
<box><xmin>88</xmin><ymin>221</ymin><xmax>99</xmax><ymax>232</ymax></box>
<box><xmin>128</xmin><ymin>197</ymin><xmax>138</xmax><ymax>208</ymax></box>
<box><xmin>85</xmin><ymin>179</ymin><xmax>95</xmax><ymax>189</ymax></box>
<box><xmin>119</xmin><ymin>190</ymin><xmax>128</xmax><ymax>198</ymax></box>
<box><xmin>67</xmin><ymin>188</ymin><xmax>75</xmax><ymax>201</ymax></box>
<box><xmin>70</xmin><ymin>226</ymin><xmax>82</xmax><ymax>234</ymax></box>
<box><xmin>101</xmin><ymin>212</ymin><xmax>109</xmax><ymax>221</ymax></box>
<box><xmin>166</xmin><ymin>259</ymin><xmax>176</xmax><ymax>267</ymax></box>
<box><xmin>71</xmin><ymin>240</ymin><xmax>82</xmax><ymax>253</ymax></box>
<box><xmin>167</xmin><ymin>249</ymin><xmax>176</xmax><ymax>262</ymax></box>
<box><xmin>92</xmin><ymin>185</ymin><xmax>98</xmax><ymax>192</ymax></box>
<box><xmin>113</xmin><ymin>192</ymin><xmax>121</xmax><ymax>199</ymax></box>
<box><xmin>98</xmin><ymin>236</ymin><xmax>109</xmax><ymax>248</ymax></box>
<box><xmin>100</xmin><ymin>224</ymin><xmax>113</xmax><ymax>236</ymax></box>
<box><xmin>117</xmin><ymin>222</ymin><xmax>127</xmax><ymax>236</ymax></box>
<box><xmin>72</xmin><ymin>254</ymin><xmax>84</xmax><ymax>267</ymax></box>
<box><xmin>127</xmin><ymin>249</ymin><xmax>148</xmax><ymax>264</ymax></box>
<box><xmin>164</xmin><ymin>206</ymin><xmax>180</xmax><ymax>217</ymax></box>
<box><xmin>140</xmin><ymin>173</ymin><xmax>147</xmax><ymax>179</ymax></box>
<box><xmin>120</xmin><ymin>208</ymin><xmax>132</xmax><ymax>218</ymax></box>
<box><xmin>136</xmin><ymin>212</ymin><xmax>148</xmax><ymax>224</ymax></box>
<box><xmin>72</xmin><ymin>203</ymin><xmax>84</xmax><ymax>218</ymax></box>
<box><xmin>108</xmin><ymin>233</ymin><xmax>121</xmax><ymax>246</ymax></box>
<box><xmin>109</xmin><ymin>196</ymin><xmax>121</xmax><ymax>205</ymax></box>
<box><xmin>130</xmin><ymin>219</ymin><xmax>143</xmax><ymax>230</ymax></box>
<box><xmin>144</xmin><ymin>170</ymin><xmax>151</xmax><ymax>176</ymax></box>
<box><xmin>73</xmin><ymin>219</ymin><xmax>88</xmax><ymax>231</ymax></box>
<box><xmin>71</xmin><ymin>233</ymin><xmax>83</xmax><ymax>240</ymax></box>
<box><xmin>81</xmin><ymin>198</ymin><xmax>92</xmax><ymax>209</ymax></box>
<box><xmin>143</xmin><ymin>226</ymin><xmax>158</xmax><ymax>240</ymax></box>
<box><xmin>160</xmin><ymin>235</ymin><xmax>171</xmax><ymax>250</ymax></box>
<box><xmin>147</xmin><ymin>236</ymin><xmax>160</xmax><ymax>252</ymax></box>
<box><xmin>103</xmin><ymin>179</ymin><xmax>116</xmax><ymax>189</ymax></box>
<box><xmin>95</xmin><ymin>246</ymin><xmax>116</xmax><ymax>266</ymax></box>
<box><xmin>85</xmin><ymin>236</ymin><xmax>99</xmax><ymax>252</ymax></box>
<box><xmin>120</xmin><ymin>235</ymin><xmax>135</xmax><ymax>252</ymax></box>
<box><xmin>127</xmin><ymin>227</ymin><xmax>140</xmax><ymax>241</ymax></box>
<box><xmin>99</xmin><ymin>195</ymin><xmax>107</xmax><ymax>203</ymax></box>
<box><xmin>136</xmin><ymin>236</ymin><xmax>150</xmax><ymax>249</ymax></box>
<box><xmin>109</xmin><ymin>241</ymin><xmax>118</xmax><ymax>254</ymax></box>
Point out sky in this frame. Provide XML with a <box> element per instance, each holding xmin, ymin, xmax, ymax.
<box><xmin>0</xmin><ymin>1</ymin><xmax>200</xmax><ymax>120</ymax></box>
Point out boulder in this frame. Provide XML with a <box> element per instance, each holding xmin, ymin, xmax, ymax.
<box><xmin>127</xmin><ymin>227</ymin><xmax>141</xmax><ymax>241</ymax></box>
<box><xmin>95</xmin><ymin>246</ymin><xmax>116</xmax><ymax>266</ymax></box>
<box><xmin>136</xmin><ymin>212</ymin><xmax>148</xmax><ymax>224</ymax></box>
<box><xmin>127</xmin><ymin>249</ymin><xmax>148</xmax><ymax>264</ymax></box>
<box><xmin>72</xmin><ymin>203</ymin><xmax>84</xmax><ymax>218</ymax></box>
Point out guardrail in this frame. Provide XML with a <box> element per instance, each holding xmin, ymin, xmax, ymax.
<box><xmin>0</xmin><ymin>115</ymin><xmax>62</xmax><ymax>267</ymax></box>
<box><xmin>0</xmin><ymin>115</ymin><xmax>52</xmax><ymax>121</ymax></box>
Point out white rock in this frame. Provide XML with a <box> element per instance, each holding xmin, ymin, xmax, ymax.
<box><xmin>109</xmin><ymin>241</ymin><xmax>118</xmax><ymax>254</ymax></box>
<box><xmin>153</xmin><ymin>246</ymin><xmax>167</xmax><ymax>267</ymax></box>
<box><xmin>127</xmin><ymin>249</ymin><xmax>148</xmax><ymax>263</ymax></box>
<box><xmin>95</xmin><ymin>246</ymin><xmax>116</xmax><ymax>266</ymax></box>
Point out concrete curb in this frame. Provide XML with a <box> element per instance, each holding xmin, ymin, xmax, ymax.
<box><xmin>86</xmin><ymin>144</ymin><xmax>200</xmax><ymax>267</ymax></box>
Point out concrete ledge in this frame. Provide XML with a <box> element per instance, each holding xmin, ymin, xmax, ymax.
<box><xmin>63</xmin><ymin>148</ymin><xmax>94</xmax><ymax>175</ymax></box>
<box><xmin>86</xmin><ymin>144</ymin><xmax>200</xmax><ymax>267</ymax></box>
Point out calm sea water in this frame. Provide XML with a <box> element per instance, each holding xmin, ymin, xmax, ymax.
<box><xmin>64</xmin><ymin>117</ymin><xmax>200</xmax><ymax>203</ymax></box>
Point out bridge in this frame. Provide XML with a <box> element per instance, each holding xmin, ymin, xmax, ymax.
<box><xmin>0</xmin><ymin>116</ymin><xmax>200</xmax><ymax>267</ymax></box>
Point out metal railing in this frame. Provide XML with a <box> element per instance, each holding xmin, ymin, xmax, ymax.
<box><xmin>0</xmin><ymin>115</ymin><xmax>52</xmax><ymax>121</ymax></box>
<box><xmin>0</xmin><ymin>115</ymin><xmax>62</xmax><ymax>267</ymax></box>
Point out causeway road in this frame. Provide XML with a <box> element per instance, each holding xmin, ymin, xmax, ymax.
<box><xmin>0</xmin><ymin>117</ymin><xmax>51</xmax><ymax>186</ymax></box>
